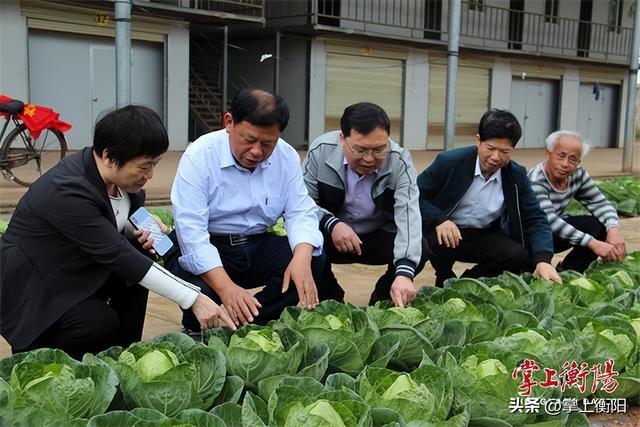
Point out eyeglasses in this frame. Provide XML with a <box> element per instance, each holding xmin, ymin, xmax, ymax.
<box><xmin>552</xmin><ymin>151</ymin><xmax>580</xmax><ymax>166</ymax></box>
<box><xmin>344</xmin><ymin>137</ymin><xmax>390</xmax><ymax>159</ymax></box>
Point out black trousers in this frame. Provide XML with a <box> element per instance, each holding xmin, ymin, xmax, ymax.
<box><xmin>13</xmin><ymin>275</ymin><xmax>148</xmax><ymax>360</ymax></box>
<box><xmin>316</xmin><ymin>228</ymin><xmax>430</xmax><ymax>305</ymax></box>
<box><xmin>553</xmin><ymin>215</ymin><xmax>606</xmax><ymax>273</ymax></box>
<box><xmin>427</xmin><ymin>227</ymin><xmax>530</xmax><ymax>287</ymax></box>
<box><xmin>163</xmin><ymin>231</ymin><xmax>330</xmax><ymax>331</ymax></box>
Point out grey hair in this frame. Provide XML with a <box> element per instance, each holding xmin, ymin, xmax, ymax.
<box><xmin>545</xmin><ymin>130</ymin><xmax>592</xmax><ymax>159</ymax></box>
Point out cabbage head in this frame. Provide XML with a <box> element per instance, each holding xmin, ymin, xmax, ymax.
<box><xmin>291</xmin><ymin>399</ymin><xmax>347</xmax><ymax>427</ymax></box>
<box><xmin>461</xmin><ymin>355</ymin><xmax>508</xmax><ymax>380</ymax></box>
<box><xmin>632</xmin><ymin>319</ymin><xmax>640</xmax><ymax>345</ymax></box>
<box><xmin>280</xmin><ymin>300</ymin><xmax>379</xmax><ymax>375</ymax></box>
<box><xmin>451</xmin><ymin>353</ymin><xmax>540</xmax><ymax>425</ymax></box>
<box><xmin>366</xmin><ymin>303</ymin><xmax>438</xmax><ymax>370</ymax></box>
<box><xmin>265</xmin><ymin>376</ymin><xmax>371</xmax><ymax>427</ymax></box>
<box><xmin>0</xmin><ymin>348</ymin><xmax>117</xmax><ymax>419</ymax></box>
<box><xmin>581</xmin><ymin>322</ymin><xmax>637</xmax><ymax>370</ymax></box>
<box><xmin>119</xmin><ymin>348</ymin><xmax>180</xmax><ymax>382</ymax></box>
<box><xmin>99</xmin><ymin>333</ymin><xmax>226</xmax><ymax>416</ymax></box>
<box><xmin>208</xmin><ymin>324</ymin><xmax>305</xmax><ymax>388</ymax></box>
<box><xmin>356</xmin><ymin>365</ymin><xmax>451</xmax><ymax>423</ymax></box>
<box><xmin>229</xmin><ymin>329</ymin><xmax>284</xmax><ymax>353</ymax></box>
<box><xmin>86</xmin><ymin>407</ymin><xmax>225</xmax><ymax>427</ymax></box>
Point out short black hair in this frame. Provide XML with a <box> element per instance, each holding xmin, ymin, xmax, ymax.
<box><xmin>230</xmin><ymin>88</ymin><xmax>289</xmax><ymax>131</ymax></box>
<box><xmin>93</xmin><ymin>105</ymin><xmax>168</xmax><ymax>165</ymax></box>
<box><xmin>478</xmin><ymin>108</ymin><xmax>522</xmax><ymax>147</ymax></box>
<box><xmin>340</xmin><ymin>102</ymin><xmax>391</xmax><ymax>137</ymax></box>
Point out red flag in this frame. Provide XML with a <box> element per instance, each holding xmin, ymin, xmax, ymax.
<box><xmin>0</xmin><ymin>94</ymin><xmax>71</xmax><ymax>139</ymax></box>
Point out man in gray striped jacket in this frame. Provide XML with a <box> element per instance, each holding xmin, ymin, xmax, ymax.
<box><xmin>528</xmin><ymin>130</ymin><xmax>626</xmax><ymax>272</ymax></box>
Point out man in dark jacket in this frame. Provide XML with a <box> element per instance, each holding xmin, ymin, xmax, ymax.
<box><xmin>417</xmin><ymin>108</ymin><xmax>561</xmax><ymax>287</ymax></box>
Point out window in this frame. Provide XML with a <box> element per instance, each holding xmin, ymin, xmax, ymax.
<box><xmin>609</xmin><ymin>0</ymin><xmax>624</xmax><ymax>32</ymax></box>
<box><xmin>468</xmin><ymin>0</ymin><xmax>484</xmax><ymax>12</ymax></box>
<box><xmin>544</xmin><ymin>0</ymin><xmax>559</xmax><ymax>23</ymax></box>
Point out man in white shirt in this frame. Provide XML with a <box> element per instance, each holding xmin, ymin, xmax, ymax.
<box><xmin>164</xmin><ymin>89</ymin><xmax>334</xmax><ymax>329</ymax></box>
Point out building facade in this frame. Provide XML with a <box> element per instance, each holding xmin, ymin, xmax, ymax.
<box><xmin>255</xmin><ymin>0</ymin><xmax>634</xmax><ymax>149</ymax></box>
<box><xmin>0</xmin><ymin>0</ymin><xmax>634</xmax><ymax>150</ymax></box>
<box><xmin>0</xmin><ymin>0</ymin><xmax>263</xmax><ymax>150</ymax></box>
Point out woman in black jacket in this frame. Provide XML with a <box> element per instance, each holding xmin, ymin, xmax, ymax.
<box><xmin>0</xmin><ymin>105</ymin><xmax>234</xmax><ymax>359</ymax></box>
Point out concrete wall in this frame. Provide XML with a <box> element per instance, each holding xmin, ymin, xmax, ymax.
<box><xmin>166</xmin><ymin>23</ymin><xmax>189</xmax><ymax>149</ymax></box>
<box><xmin>559</xmin><ymin>65</ymin><xmax>580</xmax><ymax>131</ymax></box>
<box><xmin>404</xmin><ymin>49</ymin><xmax>429</xmax><ymax>150</ymax></box>
<box><xmin>0</xmin><ymin>1</ymin><xmax>29</xmax><ymax>100</ymax></box>
<box><xmin>308</xmin><ymin>38</ymin><xmax>326</xmax><ymax>143</ymax></box>
<box><xmin>491</xmin><ymin>58</ymin><xmax>511</xmax><ymax>109</ymax></box>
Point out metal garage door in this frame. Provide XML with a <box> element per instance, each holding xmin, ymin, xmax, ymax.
<box><xmin>325</xmin><ymin>53</ymin><xmax>404</xmax><ymax>145</ymax></box>
<box><xmin>577</xmin><ymin>83</ymin><xmax>619</xmax><ymax>148</ymax></box>
<box><xmin>510</xmin><ymin>78</ymin><xmax>559</xmax><ymax>148</ymax></box>
<box><xmin>428</xmin><ymin>64</ymin><xmax>490</xmax><ymax>149</ymax></box>
<box><xmin>28</xmin><ymin>30</ymin><xmax>164</xmax><ymax>150</ymax></box>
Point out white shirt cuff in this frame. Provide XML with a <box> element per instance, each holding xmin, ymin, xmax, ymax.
<box><xmin>178</xmin><ymin>244</ymin><xmax>222</xmax><ymax>275</ymax></box>
<box><xmin>287</xmin><ymin>229</ymin><xmax>323</xmax><ymax>257</ymax></box>
<box><xmin>140</xmin><ymin>263</ymin><xmax>200</xmax><ymax>309</ymax></box>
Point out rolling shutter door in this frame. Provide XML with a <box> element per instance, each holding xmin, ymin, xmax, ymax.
<box><xmin>428</xmin><ymin>64</ymin><xmax>490</xmax><ymax>148</ymax></box>
<box><xmin>325</xmin><ymin>53</ymin><xmax>404</xmax><ymax>144</ymax></box>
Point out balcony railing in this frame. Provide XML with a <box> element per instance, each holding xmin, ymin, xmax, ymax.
<box><xmin>459</xmin><ymin>2</ymin><xmax>631</xmax><ymax>63</ymax></box>
<box><xmin>266</xmin><ymin>0</ymin><xmax>632</xmax><ymax>64</ymax></box>
<box><xmin>145</xmin><ymin>0</ymin><xmax>264</xmax><ymax>19</ymax></box>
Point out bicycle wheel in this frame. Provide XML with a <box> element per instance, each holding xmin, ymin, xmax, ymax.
<box><xmin>0</xmin><ymin>124</ymin><xmax>68</xmax><ymax>187</ymax></box>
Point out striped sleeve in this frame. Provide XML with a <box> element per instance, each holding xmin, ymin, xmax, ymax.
<box><xmin>528</xmin><ymin>164</ymin><xmax>591</xmax><ymax>247</ymax></box>
<box><xmin>573</xmin><ymin>169</ymin><xmax>620</xmax><ymax>230</ymax></box>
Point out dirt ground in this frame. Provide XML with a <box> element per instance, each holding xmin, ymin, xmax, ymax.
<box><xmin>1</xmin><ymin>218</ymin><xmax>640</xmax><ymax>424</ymax></box>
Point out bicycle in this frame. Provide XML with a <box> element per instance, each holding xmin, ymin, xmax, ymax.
<box><xmin>0</xmin><ymin>98</ymin><xmax>69</xmax><ymax>187</ymax></box>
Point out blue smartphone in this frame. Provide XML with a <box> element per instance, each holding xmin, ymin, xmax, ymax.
<box><xmin>129</xmin><ymin>207</ymin><xmax>173</xmax><ymax>256</ymax></box>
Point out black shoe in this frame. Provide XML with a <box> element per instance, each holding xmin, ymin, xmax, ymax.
<box><xmin>368</xmin><ymin>291</ymin><xmax>380</xmax><ymax>306</ymax></box>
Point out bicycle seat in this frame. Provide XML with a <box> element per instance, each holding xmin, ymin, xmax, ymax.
<box><xmin>0</xmin><ymin>100</ymin><xmax>24</xmax><ymax>115</ymax></box>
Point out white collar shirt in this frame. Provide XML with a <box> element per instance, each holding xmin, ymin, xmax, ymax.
<box><xmin>449</xmin><ymin>156</ymin><xmax>504</xmax><ymax>229</ymax></box>
<box><xmin>171</xmin><ymin>129</ymin><xmax>323</xmax><ymax>275</ymax></box>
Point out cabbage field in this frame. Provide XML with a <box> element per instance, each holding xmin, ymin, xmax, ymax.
<box><xmin>565</xmin><ymin>176</ymin><xmax>640</xmax><ymax>217</ymax></box>
<box><xmin>1</xmin><ymin>254</ymin><xmax>640</xmax><ymax>426</ymax></box>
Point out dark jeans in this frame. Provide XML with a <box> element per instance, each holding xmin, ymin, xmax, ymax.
<box><xmin>13</xmin><ymin>275</ymin><xmax>148</xmax><ymax>360</ymax></box>
<box><xmin>317</xmin><ymin>229</ymin><xmax>430</xmax><ymax>305</ymax></box>
<box><xmin>554</xmin><ymin>215</ymin><xmax>606</xmax><ymax>273</ymax></box>
<box><xmin>427</xmin><ymin>227</ymin><xmax>530</xmax><ymax>287</ymax></box>
<box><xmin>163</xmin><ymin>231</ymin><xmax>330</xmax><ymax>331</ymax></box>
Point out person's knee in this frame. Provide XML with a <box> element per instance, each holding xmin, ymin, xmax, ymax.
<box><xmin>591</xmin><ymin>219</ymin><xmax>607</xmax><ymax>240</ymax></box>
<box><xmin>162</xmin><ymin>230</ymin><xmax>182</xmax><ymax>269</ymax></box>
<box><xmin>66</xmin><ymin>301</ymin><xmax>120</xmax><ymax>345</ymax></box>
<box><xmin>570</xmin><ymin>216</ymin><xmax>607</xmax><ymax>240</ymax></box>
<box><xmin>504</xmin><ymin>245</ymin><xmax>530</xmax><ymax>271</ymax></box>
